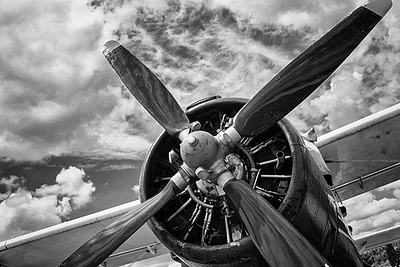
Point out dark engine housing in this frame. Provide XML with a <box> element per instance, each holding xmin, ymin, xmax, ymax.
<box><xmin>139</xmin><ymin>97</ymin><xmax>363</xmax><ymax>267</ymax></box>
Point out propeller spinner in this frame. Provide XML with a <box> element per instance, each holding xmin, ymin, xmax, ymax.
<box><xmin>60</xmin><ymin>0</ymin><xmax>392</xmax><ymax>266</ymax></box>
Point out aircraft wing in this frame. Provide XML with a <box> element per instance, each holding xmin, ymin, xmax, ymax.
<box><xmin>354</xmin><ymin>224</ymin><xmax>400</xmax><ymax>253</ymax></box>
<box><xmin>317</xmin><ymin>103</ymin><xmax>400</xmax><ymax>201</ymax></box>
<box><xmin>0</xmin><ymin>200</ymin><xmax>169</xmax><ymax>267</ymax></box>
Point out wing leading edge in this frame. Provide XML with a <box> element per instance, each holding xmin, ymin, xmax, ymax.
<box><xmin>317</xmin><ymin>103</ymin><xmax>400</xmax><ymax>201</ymax></box>
<box><xmin>354</xmin><ymin>224</ymin><xmax>400</xmax><ymax>253</ymax></box>
<box><xmin>0</xmin><ymin>201</ymin><xmax>169</xmax><ymax>267</ymax></box>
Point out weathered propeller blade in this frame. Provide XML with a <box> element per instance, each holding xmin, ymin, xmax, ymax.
<box><xmin>232</xmin><ymin>0</ymin><xmax>392</xmax><ymax>137</ymax></box>
<box><xmin>102</xmin><ymin>40</ymin><xmax>190</xmax><ymax>137</ymax></box>
<box><xmin>223</xmin><ymin>179</ymin><xmax>331</xmax><ymax>267</ymax></box>
<box><xmin>59</xmin><ymin>179</ymin><xmax>179</xmax><ymax>267</ymax></box>
<box><xmin>61</xmin><ymin>1</ymin><xmax>392</xmax><ymax>266</ymax></box>
<box><xmin>61</xmin><ymin>42</ymin><xmax>192</xmax><ymax>267</ymax></box>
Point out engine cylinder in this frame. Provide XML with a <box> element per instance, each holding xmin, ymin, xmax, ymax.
<box><xmin>139</xmin><ymin>97</ymin><xmax>362</xmax><ymax>267</ymax></box>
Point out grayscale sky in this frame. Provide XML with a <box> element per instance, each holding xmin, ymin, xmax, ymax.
<box><xmin>0</xmin><ymin>0</ymin><xmax>400</xmax><ymax>265</ymax></box>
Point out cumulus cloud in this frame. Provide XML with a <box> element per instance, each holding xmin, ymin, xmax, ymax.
<box><xmin>344</xmin><ymin>179</ymin><xmax>400</xmax><ymax>237</ymax></box>
<box><xmin>0</xmin><ymin>166</ymin><xmax>95</xmax><ymax>241</ymax></box>
<box><xmin>349</xmin><ymin>209</ymin><xmax>400</xmax><ymax>237</ymax></box>
<box><xmin>0</xmin><ymin>0</ymin><xmax>398</xmax><ymax>162</ymax></box>
<box><xmin>0</xmin><ymin>0</ymin><xmax>399</xmax><ymax>257</ymax></box>
<box><xmin>0</xmin><ymin>0</ymin><xmax>153</xmax><ymax>161</ymax></box>
<box><xmin>36</xmin><ymin>167</ymin><xmax>96</xmax><ymax>208</ymax></box>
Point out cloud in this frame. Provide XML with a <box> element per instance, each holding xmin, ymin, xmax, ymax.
<box><xmin>0</xmin><ymin>0</ymin><xmax>399</xmax><ymax>164</ymax></box>
<box><xmin>349</xmin><ymin>209</ymin><xmax>400</xmax><ymax>237</ymax></box>
<box><xmin>0</xmin><ymin>166</ymin><xmax>95</xmax><ymax>241</ymax></box>
<box><xmin>0</xmin><ymin>0</ymin><xmax>153</xmax><ymax>161</ymax></box>
<box><xmin>303</xmin><ymin>69</ymin><xmax>369</xmax><ymax>131</ymax></box>
<box><xmin>0</xmin><ymin>175</ymin><xmax>24</xmax><ymax>201</ymax></box>
<box><xmin>345</xmin><ymin>193</ymin><xmax>400</xmax><ymax>223</ymax></box>
<box><xmin>36</xmin><ymin>166</ymin><xmax>96</xmax><ymax>208</ymax></box>
<box><xmin>0</xmin><ymin>0</ymin><xmax>399</xmax><ymax>255</ymax></box>
<box><xmin>211</xmin><ymin>0</ymin><xmax>355</xmax><ymax>30</ymax></box>
<box><xmin>132</xmin><ymin>184</ymin><xmax>140</xmax><ymax>195</ymax></box>
<box><xmin>376</xmin><ymin>179</ymin><xmax>400</xmax><ymax>193</ymax></box>
<box><xmin>344</xmin><ymin>179</ymin><xmax>400</xmax><ymax>237</ymax></box>
<box><xmin>289</xmin><ymin>1</ymin><xmax>400</xmax><ymax>133</ymax></box>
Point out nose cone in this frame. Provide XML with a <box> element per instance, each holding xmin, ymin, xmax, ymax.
<box><xmin>187</xmin><ymin>135</ymin><xmax>199</xmax><ymax>147</ymax></box>
<box><xmin>180</xmin><ymin>131</ymin><xmax>219</xmax><ymax>169</ymax></box>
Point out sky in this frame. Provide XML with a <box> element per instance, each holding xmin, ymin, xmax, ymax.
<box><xmin>0</xmin><ymin>0</ymin><xmax>400</xmax><ymax>265</ymax></box>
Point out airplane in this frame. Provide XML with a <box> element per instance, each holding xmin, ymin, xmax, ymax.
<box><xmin>0</xmin><ymin>0</ymin><xmax>397</xmax><ymax>266</ymax></box>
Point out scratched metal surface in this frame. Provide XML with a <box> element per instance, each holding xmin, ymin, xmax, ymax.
<box><xmin>0</xmin><ymin>201</ymin><xmax>167</xmax><ymax>267</ymax></box>
<box><xmin>317</xmin><ymin>103</ymin><xmax>400</xmax><ymax>200</ymax></box>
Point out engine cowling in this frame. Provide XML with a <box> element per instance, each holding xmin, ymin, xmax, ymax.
<box><xmin>139</xmin><ymin>97</ymin><xmax>362</xmax><ymax>267</ymax></box>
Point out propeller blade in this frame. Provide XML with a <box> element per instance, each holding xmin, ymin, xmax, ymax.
<box><xmin>223</xmin><ymin>179</ymin><xmax>331</xmax><ymax>267</ymax></box>
<box><xmin>233</xmin><ymin>0</ymin><xmax>392</xmax><ymax>137</ymax></box>
<box><xmin>102</xmin><ymin>40</ymin><xmax>190</xmax><ymax>137</ymax></box>
<box><xmin>59</xmin><ymin>180</ymin><xmax>178</xmax><ymax>267</ymax></box>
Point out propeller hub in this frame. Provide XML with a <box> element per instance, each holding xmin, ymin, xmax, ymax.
<box><xmin>180</xmin><ymin>131</ymin><xmax>219</xmax><ymax>169</ymax></box>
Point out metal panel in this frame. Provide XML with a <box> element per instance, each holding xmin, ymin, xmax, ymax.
<box><xmin>317</xmin><ymin>103</ymin><xmax>400</xmax><ymax>200</ymax></box>
<box><xmin>0</xmin><ymin>201</ymin><xmax>168</xmax><ymax>267</ymax></box>
<box><xmin>354</xmin><ymin>224</ymin><xmax>400</xmax><ymax>252</ymax></box>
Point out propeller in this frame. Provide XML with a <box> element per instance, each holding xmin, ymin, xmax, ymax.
<box><xmin>60</xmin><ymin>0</ymin><xmax>391</xmax><ymax>266</ymax></box>
<box><xmin>232</xmin><ymin>0</ymin><xmax>393</xmax><ymax>137</ymax></box>
<box><xmin>223</xmin><ymin>179</ymin><xmax>328</xmax><ymax>266</ymax></box>
<box><xmin>102</xmin><ymin>40</ymin><xmax>190</xmax><ymax>138</ymax></box>
<box><xmin>59</xmin><ymin>176</ymin><xmax>182</xmax><ymax>267</ymax></box>
<box><xmin>60</xmin><ymin>40</ymin><xmax>196</xmax><ymax>267</ymax></box>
